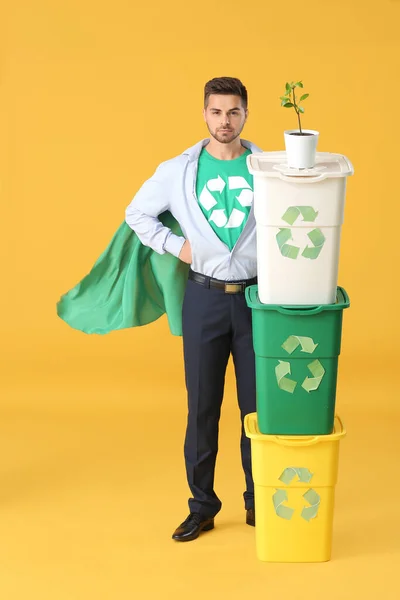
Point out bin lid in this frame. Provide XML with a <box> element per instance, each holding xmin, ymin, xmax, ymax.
<box><xmin>245</xmin><ymin>285</ymin><xmax>350</xmax><ymax>314</ymax></box>
<box><xmin>244</xmin><ymin>412</ymin><xmax>346</xmax><ymax>444</ymax></box>
<box><xmin>247</xmin><ymin>151</ymin><xmax>354</xmax><ymax>181</ymax></box>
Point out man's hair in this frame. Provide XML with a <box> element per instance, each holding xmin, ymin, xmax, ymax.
<box><xmin>204</xmin><ymin>77</ymin><xmax>248</xmax><ymax>110</ymax></box>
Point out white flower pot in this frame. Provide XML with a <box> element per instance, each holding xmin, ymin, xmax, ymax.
<box><xmin>284</xmin><ymin>129</ymin><xmax>319</xmax><ymax>169</ymax></box>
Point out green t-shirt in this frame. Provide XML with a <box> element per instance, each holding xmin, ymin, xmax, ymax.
<box><xmin>195</xmin><ymin>147</ymin><xmax>253</xmax><ymax>251</ymax></box>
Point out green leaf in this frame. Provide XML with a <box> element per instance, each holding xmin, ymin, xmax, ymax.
<box><xmin>295</xmin><ymin>81</ymin><xmax>304</xmax><ymax>87</ymax></box>
<box><xmin>285</xmin><ymin>82</ymin><xmax>291</xmax><ymax>93</ymax></box>
<box><xmin>298</xmin><ymin>106</ymin><xmax>305</xmax><ymax>113</ymax></box>
<box><xmin>280</xmin><ymin>95</ymin><xmax>290</xmax><ymax>101</ymax></box>
<box><xmin>299</xmin><ymin>93</ymin><xmax>309</xmax><ymax>101</ymax></box>
<box><xmin>283</xmin><ymin>102</ymin><xmax>294</xmax><ymax>108</ymax></box>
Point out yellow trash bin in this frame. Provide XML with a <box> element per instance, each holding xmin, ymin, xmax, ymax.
<box><xmin>244</xmin><ymin>412</ymin><xmax>346</xmax><ymax>563</ymax></box>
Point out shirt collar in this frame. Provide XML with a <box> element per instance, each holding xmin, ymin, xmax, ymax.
<box><xmin>182</xmin><ymin>138</ymin><xmax>263</xmax><ymax>162</ymax></box>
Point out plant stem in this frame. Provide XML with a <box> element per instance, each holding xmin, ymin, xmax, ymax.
<box><xmin>292</xmin><ymin>87</ymin><xmax>302</xmax><ymax>134</ymax></box>
<box><xmin>297</xmin><ymin>110</ymin><xmax>302</xmax><ymax>135</ymax></box>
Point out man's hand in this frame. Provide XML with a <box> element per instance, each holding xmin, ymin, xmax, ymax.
<box><xmin>179</xmin><ymin>240</ymin><xmax>192</xmax><ymax>264</ymax></box>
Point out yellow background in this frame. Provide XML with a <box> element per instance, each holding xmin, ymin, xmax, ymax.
<box><xmin>1</xmin><ymin>1</ymin><xmax>399</xmax><ymax>598</ymax></box>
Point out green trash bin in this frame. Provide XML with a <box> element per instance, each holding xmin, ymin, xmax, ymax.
<box><xmin>245</xmin><ymin>285</ymin><xmax>350</xmax><ymax>435</ymax></box>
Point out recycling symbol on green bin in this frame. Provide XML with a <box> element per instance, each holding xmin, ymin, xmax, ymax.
<box><xmin>272</xmin><ymin>467</ymin><xmax>321</xmax><ymax>521</ymax></box>
<box><xmin>276</xmin><ymin>206</ymin><xmax>326</xmax><ymax>260</ymax></box>
<box><xmin>275</xmin><ymin>336</ymin><xmax>325</xmax><ymax>394</ymax></box>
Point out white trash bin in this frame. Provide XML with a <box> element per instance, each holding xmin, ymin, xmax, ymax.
<box><xmin>247</xmin><ymin>152</ymin><xmax>354</xmax><ymax>305</ymax></box>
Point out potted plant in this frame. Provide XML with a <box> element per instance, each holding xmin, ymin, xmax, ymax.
<box><xmin>280</xmin><ymin>81</ymin><xmax>319</xmax><ymax>169</ymax></box>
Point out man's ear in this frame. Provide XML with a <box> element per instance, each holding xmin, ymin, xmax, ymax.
<box><xmin>202</xmin><ymin>108</ymin><xmax>207</xmax><ymax>122</ymax></box>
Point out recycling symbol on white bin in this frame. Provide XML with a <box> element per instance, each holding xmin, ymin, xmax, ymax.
<box><xmin>198</xmin><ymin>176</ymin><xmax>253</xmax><ymax>229</ymax></box>
<box><xmin>276</xmin><ymin>206</ymin><xmax>326</xmax><ymax>260</ymax></box>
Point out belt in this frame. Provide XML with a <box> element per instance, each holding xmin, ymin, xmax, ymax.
<box><xmin>188</xmin><ymin>269</ymin><xmax>257</xmax><ymax>294</ymax></box>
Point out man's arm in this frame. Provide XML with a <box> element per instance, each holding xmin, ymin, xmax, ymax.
<box><xmin>125</xmin><ymin>162</ymin><xmax>186</xmax><ymax>258</ymax></box>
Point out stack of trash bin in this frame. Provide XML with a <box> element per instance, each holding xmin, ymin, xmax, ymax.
<box><xmin>244</xmin><ymin>151</ymin><xmax>354</xmax><ymax>562</ymax></box>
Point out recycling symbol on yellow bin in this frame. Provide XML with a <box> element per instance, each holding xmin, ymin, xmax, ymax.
<box><xmin>273</xmin><ymin>467</ymin><xmax>320</xmax><ymax>521</ymax></box>
<box><xmin>275</xmin><ymin>336</ymin><xmax>325</xmax><ymax>394</ymax></box>
<box><xmin>276</xmin><ymin>206</ymin><xmax>326</xmax><ymax>260</ymax></box>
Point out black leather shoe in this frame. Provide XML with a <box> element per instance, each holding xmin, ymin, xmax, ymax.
<box><xmin>246</xmin><ymin>508</ymin><xmax>255</xmax><ymax>526</ymax></box>
<box><xmin>172</xmin><ymin>513</ymin><xmax>214</xmax><ymax>542</ymax></box>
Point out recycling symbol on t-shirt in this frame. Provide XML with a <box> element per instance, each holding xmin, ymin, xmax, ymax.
<box><xmin>198</xmin><ymin>176</ymin><xmax>253</xmax><ymax>229</ymax></box>
<box><xmin>276</xmin><ymin>206</ymin><xmax>326</xmax><ymax>259</ymax></box>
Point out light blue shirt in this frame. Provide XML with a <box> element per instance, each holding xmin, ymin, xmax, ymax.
<box><xmin>125</xmin><ymin>138</ymin><xmax>263</xmax><ymax>280</ymax></box>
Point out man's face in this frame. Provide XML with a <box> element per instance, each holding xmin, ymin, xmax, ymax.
<box><xmin>203</xmin><ymin>94</ymin><xmax>248</xmax><ymax>144</ymax></box>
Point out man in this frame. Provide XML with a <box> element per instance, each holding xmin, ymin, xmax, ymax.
<box><xmin>125</xmin><ymin>77</ymin><xmax>262</xmax><ymax>541</ymax></box>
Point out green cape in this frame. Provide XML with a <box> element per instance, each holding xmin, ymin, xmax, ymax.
<box><xmin>56</xmin><ymin>212</ymin><xmax>189</xmax><ymax>336</ymax></box>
